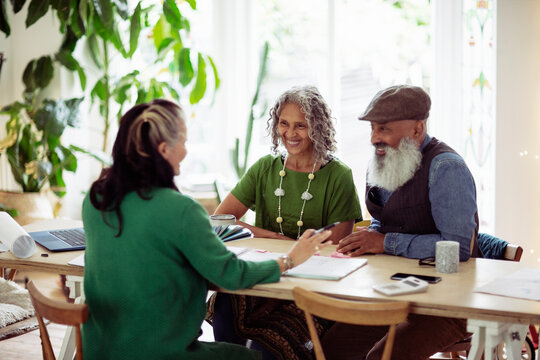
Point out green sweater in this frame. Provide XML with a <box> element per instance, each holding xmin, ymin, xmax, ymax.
<box><xmin>232</xmin><ymin>155</ymin><xmax>363</xmax><ymax>238</ymax></box>
<box><xmin>82</xmin><ymin>188</ymin><xmax>280</xmax><ymax>359</ymax></box>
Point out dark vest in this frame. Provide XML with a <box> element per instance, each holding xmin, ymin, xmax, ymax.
<box><xmin>366</xmin><ymin>137</ymin><xmax>480</xmax><ymax>257</ymax></box>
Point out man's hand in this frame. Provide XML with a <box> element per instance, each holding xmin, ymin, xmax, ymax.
<box><xmin>337</xmin><ymin>227</ymin><xmax>385</xmax><ymax>256</ymax></box>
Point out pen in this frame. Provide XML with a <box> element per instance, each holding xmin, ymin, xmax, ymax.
<box><xmin>311</xmin><ymin>222</ymin><xmax>340</xmax><ymax>236</ymax></box>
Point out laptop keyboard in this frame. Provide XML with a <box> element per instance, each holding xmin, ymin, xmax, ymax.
<box><xmin>50</xmin><ymin>229</ymin><xmax>86</xmax><ymax>246</ymax></box>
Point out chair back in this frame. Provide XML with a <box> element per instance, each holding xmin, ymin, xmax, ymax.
<box><xmin>293</xmin><ymin>287</ymin><xmax>409</xmax><ymax>360</ymax></box>
<box><xmin>27</xmin><ymin>281</ymin><xmax>88</xmax><ymax>360</ymax></box>
<box><xmin>354</xmin><ymin>219</ymin><xmax>371</xmax><ymax>231</ymax></box>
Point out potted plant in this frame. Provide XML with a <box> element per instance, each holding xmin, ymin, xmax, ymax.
<box><xmin>0</xmin><ymin>55</ymin><xmax>83</xmax><ymax>224</ymax></box>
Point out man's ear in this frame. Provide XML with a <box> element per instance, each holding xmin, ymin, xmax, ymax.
<box><xmin>414</xmin><ymin>120</ymin><xmax>426</xmax><ymax>139</ymax></box>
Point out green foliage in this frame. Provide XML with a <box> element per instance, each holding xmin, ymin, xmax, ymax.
<box><xmin>1</xmin><ymin>0</ymin><xmax>220</xmax><ymax>153</ymax></box>
<box><xmin>232</xmin><ymin>41</ymin><xmax>270</xmax><ymax>179</ymax></box>
<box><xmin>0</xmin><ymin>92</ymin><xmax>83</xmax><ymax>197</ymax></box>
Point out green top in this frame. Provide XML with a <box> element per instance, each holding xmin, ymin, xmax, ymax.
<box><xmin>232</xmin><ymin>155</ymin><xmax>363</xmax><ymax>238</ymax></box>
<box><xmin>82</xmin><ymin>188</ymin><xmax>279</xmax><ymax>360</ymax></box>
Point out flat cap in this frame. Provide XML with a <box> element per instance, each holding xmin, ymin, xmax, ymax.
<box><xmin>358</xmin><ymin>85</ymin><xmax>431</xmax><ymax>123</ymax></box>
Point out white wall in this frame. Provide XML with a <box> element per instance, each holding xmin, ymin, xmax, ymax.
<box><xmin>495</xmin><ymin>0</ymin><xmax>540</xmax><ymax>264</ymax></box>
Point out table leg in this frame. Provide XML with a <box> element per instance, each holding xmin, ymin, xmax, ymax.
<box><xmin>467</xmin><ymin>319</ymin><xmax>528</xmax><ymax>360</ymax></box>
<box><xmin>58</xmin><ymin>275</ymin><xmax>84</xmax><ymax>360</ymax></box>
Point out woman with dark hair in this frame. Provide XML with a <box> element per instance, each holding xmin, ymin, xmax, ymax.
<box><xmin>211</xmin><ymin>86</ymin><xmax>363</xmax><ymax>359</ymax></box>
<box><xmin>81</xmin><ymin>99</ymin><xmax>331</xmax><ymax>360</ymax></box>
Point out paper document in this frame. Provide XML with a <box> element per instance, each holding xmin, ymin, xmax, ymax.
<box><xmin>68</xmin><ymin>253</ymin><xmax>85</xmax><ymax>267</ymax></box>
<box><xmin>474</xmin><ymin>267</ymin><xmax>540</xmax><ymax>301</ymax></box>
<box><xmin>230</xmin><ymin>247</ymin><xmax>367</xmax><ymax>280</ymax></box>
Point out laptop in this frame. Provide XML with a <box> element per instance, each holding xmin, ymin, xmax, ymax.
<box><xmin>29</xmin><ymin>227</ymin><xmax>86</xmax><ymax>252</ymax></box>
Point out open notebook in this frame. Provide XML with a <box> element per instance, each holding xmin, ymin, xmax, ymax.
<box><xmin>229</xmin><ymin>247</ymin><xmax>367</xmax><ymax>280</ymax></box>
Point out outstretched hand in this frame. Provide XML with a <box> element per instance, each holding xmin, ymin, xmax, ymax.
<box><xmin>336</xmin><ymin>227</ymin><xmax>385</xmax><ymax>257</ymax></box>
<box><xmin>287</xmin><ymin>229</ymin><xmax>332</xmax><ymax>266</ymax></box>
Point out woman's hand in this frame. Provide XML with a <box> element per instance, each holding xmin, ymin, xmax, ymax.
<box><xmin>286</xmin><ymin>229</ymin><xmax>332</xmax><ymax>268</ymax></box>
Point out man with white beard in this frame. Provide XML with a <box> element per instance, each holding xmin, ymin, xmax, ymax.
<box><xmin>322</xmin><ymin>85</ymin><xmax>480</xmax><ymax>360</ymax></box>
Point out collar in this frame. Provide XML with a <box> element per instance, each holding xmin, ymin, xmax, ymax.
<box><xmin>420</xmin><ymin>134</ymin><xmax>431</xmax><ymax>151</ymax></box>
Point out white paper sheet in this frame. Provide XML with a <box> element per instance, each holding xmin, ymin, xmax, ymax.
<box><xmin>235</xmin><ymin>248</ymin><xmax>367</xmax><ymax>280</ymax></box>
<box><xmin>0</xmin><ymin>212</ymin><xmax>36</xmax><ymax>258</ymax></box>
<box><xmin>474</xmin><ymin>267</ymin><xmax>540</xmax><ymax>301</ymax></box>
<box><xmin>68</xmin><ymin>253</ymin><xmax>85</xmax><ymax>267</ymax></box>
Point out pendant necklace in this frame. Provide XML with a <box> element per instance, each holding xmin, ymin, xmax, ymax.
<box><xmin>274</xmin><ymin>156</ymin><xmax>317</xmax><ymax>239</ymax></box>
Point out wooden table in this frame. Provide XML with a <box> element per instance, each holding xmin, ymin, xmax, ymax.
<box><xmin>224</xmin><ymin>238</ymin><xmax>540</xmax><ymax>360</ymax></box>
<box><xmin>2</xmin><ymin>223</ymin><xmax>539</xmax><ymax>360</ymax></box>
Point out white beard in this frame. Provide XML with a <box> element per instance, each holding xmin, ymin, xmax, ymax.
<box><xmin>367</xmin><ymin>137</ymin><xmax>422</xmax><ymax>192</ymax></box>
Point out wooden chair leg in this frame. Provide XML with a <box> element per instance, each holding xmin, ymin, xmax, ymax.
<box><xmin>7</xmin><ymin>268</ymin><xmax>17</xmax><ymax>281</ymax></box>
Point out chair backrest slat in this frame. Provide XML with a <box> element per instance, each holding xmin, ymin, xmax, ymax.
<box><xmin>293</xmin><ymin>287</ymin><xmax>409</xmax><ymax>360</ymax></box>
<box><xmin>27</xmin><ymin>281</ymin><xmax>88</xmax><ymax>360</ymax></box>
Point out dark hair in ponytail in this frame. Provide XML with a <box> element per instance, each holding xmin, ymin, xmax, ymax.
<box><xmin>89</xmin><ymin>99</ymin><xmax>186</xmax><ymax>235</ymax></box>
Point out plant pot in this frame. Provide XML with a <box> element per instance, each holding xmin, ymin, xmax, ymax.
<box><xmin>0</xmin><ymin>191</ymin><xmax>54</xmax><ymax>226</ymax></box>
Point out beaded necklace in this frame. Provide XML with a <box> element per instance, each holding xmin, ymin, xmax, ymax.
<box><xmin>274</xmin><ymin>156</ymin><xmax>317</xmax><ymax>239</ymax></box>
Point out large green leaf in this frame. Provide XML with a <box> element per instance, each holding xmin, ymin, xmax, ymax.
<box><xmin>90</xmin><ymin>78</ymin><xmax>107</xmax><ymax>101</ymax></box>
<box><xmin>59</xmin><ymin>26</ymin><xmax>79</xmax><ymax>53</ymax></box>
<box><xmin>163</xmin><ymin>0</ymin><xmax>182</xmax><ymax>29</ymax></box>
<box><xmin>189</xmin><ymin>53</ymin><xmax>206</xmax><ymax>104</ymax></box>
<box><xmin>51</xmin><ymin>0</ymin><xmax>70</xmax><ymax>25</ymax></box>
<box><xmin>12</xmin><ymin>0</ymin><xmax>27</xmax><ymax>13</ymax></box>
<box><xmin>55</xmin><ymin>50</ymin><xmax>78</xmax><ymax>70</ymax></box>
<box><xmin>152</xmin><ymin>16</ymin><xmax>171</xmax><ymax>51</ymax></box>
<box><xmin>0</xmin><ymin>0</ymin><xmax>11</xmax><ymax>36</ymax></box>
<box><xmin>26</xmin><ymin>0</ymin><xmax>50</xmax><ymax>27</ymax></box>
<box><xmin>69</xmin><ymin>0</ymin><xmax>85</xmax><ymax>36</ymax></box>
<box><xmin>177</xmin><ymin>48</ymin><xmax>193</xmax><ymax>86</ymax></box>
<box><xmin>128</xmin><ymin>2</ymin><xmax>141</xmax><ymax>57</ymax></box>
<box><xmin>22</xmin><ymin>60</ymin><xmax>37</xmax><ymax>92</ymax></box>
<box><xmin>34</xmin><ymin>56</ymin><xmax>54</xmax><ymax>88</ymax></box>
<box><xmin>87</xmin><ymin>34</ymin><xmax>103</xmax><ymax>68</ymax></box>
<box><xmin>92</xmin><ymin>0</ymin><xmax>113</xmax><ymax>32</ymax></box>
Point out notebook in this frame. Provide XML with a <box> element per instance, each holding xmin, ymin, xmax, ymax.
<box><xmin>29</xmin><ymin>227</ymin><xmax>86</xmax><ymax>252</ymax></box>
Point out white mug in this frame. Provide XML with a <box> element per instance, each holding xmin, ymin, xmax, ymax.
<box><xmin>436</xmin><ymin>240</ymin><xmax>460</xmax><ymax>274</ymax></box>
<box><xmin>209</xmin><ymin>214</ymin><xmax>236</xmax><ymax>227</ymax></box>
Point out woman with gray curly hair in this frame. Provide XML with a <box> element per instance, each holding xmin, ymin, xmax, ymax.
<box><xmin>211</xmin><ymin>86</ymin><xmax>362</xmax><ymax>360</ymax></box>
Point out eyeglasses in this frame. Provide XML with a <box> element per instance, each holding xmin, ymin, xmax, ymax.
<box><xmin>418</xmin><ymin>256</ymin><xmax>436</xmax><ymax>267</ymax></box>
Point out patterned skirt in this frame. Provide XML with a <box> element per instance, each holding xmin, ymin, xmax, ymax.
<box><xmin>230</xmin><ymin>294</ymin><xmax>334</xmax><ymax>360</ymax></box>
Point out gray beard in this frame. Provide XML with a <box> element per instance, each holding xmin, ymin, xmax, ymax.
<box><xmin>367</xmin><ymin>137</ymin><xmax>422</xmax><ymax>192</ymax></box>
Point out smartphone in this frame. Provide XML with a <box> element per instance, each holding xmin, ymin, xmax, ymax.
<box><xmin>390</xmin><ymin>272</ymin><xmax>441</xmax><ymax>284</ymax></box>
<box><xmin>311</xmin><ymin>222</ymin><xmax>340</xmax><ymax>236</ymax></box>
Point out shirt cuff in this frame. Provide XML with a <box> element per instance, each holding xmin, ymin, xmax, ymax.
<box><xmin>383</xmin><ymin>232</ymin><xmax>399</xmax><ymax>255</ymax></box>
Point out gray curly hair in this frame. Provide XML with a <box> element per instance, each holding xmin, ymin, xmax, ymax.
<box><xmin>267</xmin><ymin>86</ymin><xmax>337</xmax><ymax>164</ymax></box>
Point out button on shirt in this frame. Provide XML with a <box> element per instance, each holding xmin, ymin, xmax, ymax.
<box><xmin>369</xmin><ymin>135</ymin><xmax>478</xmax><ymax>261</ymax></box>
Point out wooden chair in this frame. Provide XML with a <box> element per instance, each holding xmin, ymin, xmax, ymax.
<box><xmin>293</xmin><ymin>286</ymin><xmax>409</xmax><ymax>360</ymax></box>
<box><xmin>27</xmin><ymin>280</ymin><xmax>88</xmax><ymax>360</ymax></box>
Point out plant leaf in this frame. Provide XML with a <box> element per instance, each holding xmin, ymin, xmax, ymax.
<box><xmin>52</xmin><ymin>0</ymin><xmax>70</xmax><ymax>24</ymax></box>
<box><xmin>13</xmin><ymin>0</ymin><xmax>26</xmax><ymax>13</ymax></box>
<box><xmin>112</xmin><ymin>0</ymin><xmax>128</xmax><ymax>20</ymax></box>
<box><xmin>163</xmin><ymin>0</ymin><xmax>182</xmax><ymax>29</ymax></box>
<box><xmin>87</xmin><ymin>34</ymin><xmax>103</xmax><ymax>68</ymax></box>
<box><xmin>0</xmin><ymin>0</ymin><xmax>11</xmax><ymax>36</ymax></box>
<box><xmin>26</xmin><ymin>0</ymin><xmax>50</xmax><ymax>27</ymax></box>
<box><xmin>92</xmin><ymin>0</ymin><xmax>113</xmax><ymax>31</ymax></box>
<box><xmin>55</xmin><ymin>50</ymin><xmax>78</xmax><ymax>70</ymax></box>
<box><xmin>22</xmin><ymin>59</ymin><xmax>37</xmax><ymax>92</ymax></box>
<box><xmin>177</xmin><ymin>48</ymin><xmax>193</xmax><ymax>86</ymax></box>
<box><xmin>34</xmin><ymin>55</ymin><xmax>54</xmax><ymax>89</ymax></box>
<box><xmin>128</xmin><ymin>2</ymin><xmax>141</xmax><ymax>57</ymax></box>
<box><xmin>185</xmin><ymin>0</ymin><xmax>196</xmax><ymax>10</ymax></box>
<box><xmin>189</xmin><ymin>53</ymin><xmax>206</xmax><ymax>104</ymax></box>
<box><xmin>207</xmin><ymin>55</ymin><xmax>220</xmax><ymax>90</ymax></box>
